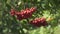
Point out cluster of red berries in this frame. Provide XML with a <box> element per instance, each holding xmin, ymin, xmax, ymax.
<box><xmin>29</xmin><ymin>17</ymin><xmax>48</xmax><ymax>27</ymax></box>
<box><xmin>10</xmin><ymin>7</ymin><xmax>36</xmax><ymax>20</ymax></box>
<box><xmin>10</xmin><ymin>7</ymin><xmax>48</xmax><ymax>27</ymax></box>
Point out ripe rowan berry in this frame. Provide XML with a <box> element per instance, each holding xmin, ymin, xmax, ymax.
<box><xmin>10</xmin><ymin>9</ymin><xmax>16</xmax><ymax>16</ymax></box>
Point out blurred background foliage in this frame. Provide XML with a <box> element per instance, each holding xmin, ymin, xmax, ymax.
<box><xmin>0</xmin><ymin>0</ymin><xmax>60</xmax><ymax>34</ymax></box>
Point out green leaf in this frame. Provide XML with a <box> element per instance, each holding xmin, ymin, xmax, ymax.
<box><xmin>54</xmin><ymin>25</ymin><xmax>60</xmax><ymax>34</ymax></box>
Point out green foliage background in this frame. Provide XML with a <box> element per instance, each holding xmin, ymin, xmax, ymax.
<box><xmin>0</xmin><ymin>0</ymin><xmax>60</xmax><ymax>34</ymax></box>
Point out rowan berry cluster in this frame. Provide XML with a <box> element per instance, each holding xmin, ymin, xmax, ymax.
<box><xmin>10</xmin><ymin>7</ymin><xmax>36</xmax><ymax>20</ymax></box>
<box><xmin>29</xmin><ymin>17</ymin><xmax>48</xmax><ymax>27</ymax></box>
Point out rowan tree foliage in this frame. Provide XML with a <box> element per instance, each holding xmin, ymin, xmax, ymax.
<box><xmin>0</xmin><ymin>0</ymin><xmax>60</xmax><ymax>34</ymax></box>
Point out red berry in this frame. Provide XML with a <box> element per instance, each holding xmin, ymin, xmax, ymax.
<box><xmin>30</xmin><ymin>7</ymin><xmax>36</xmax><ymax>13</ymax></box>
<box><xmin>10</xmin><ymin>9</ymin><xmax>16</xmax><ymax>16</ymax></box>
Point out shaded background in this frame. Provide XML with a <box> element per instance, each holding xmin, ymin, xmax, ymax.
<box><xmin>0</xmin><ymin>0</ymin><xmax>60</xmax><ymax>34</ymax></box>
